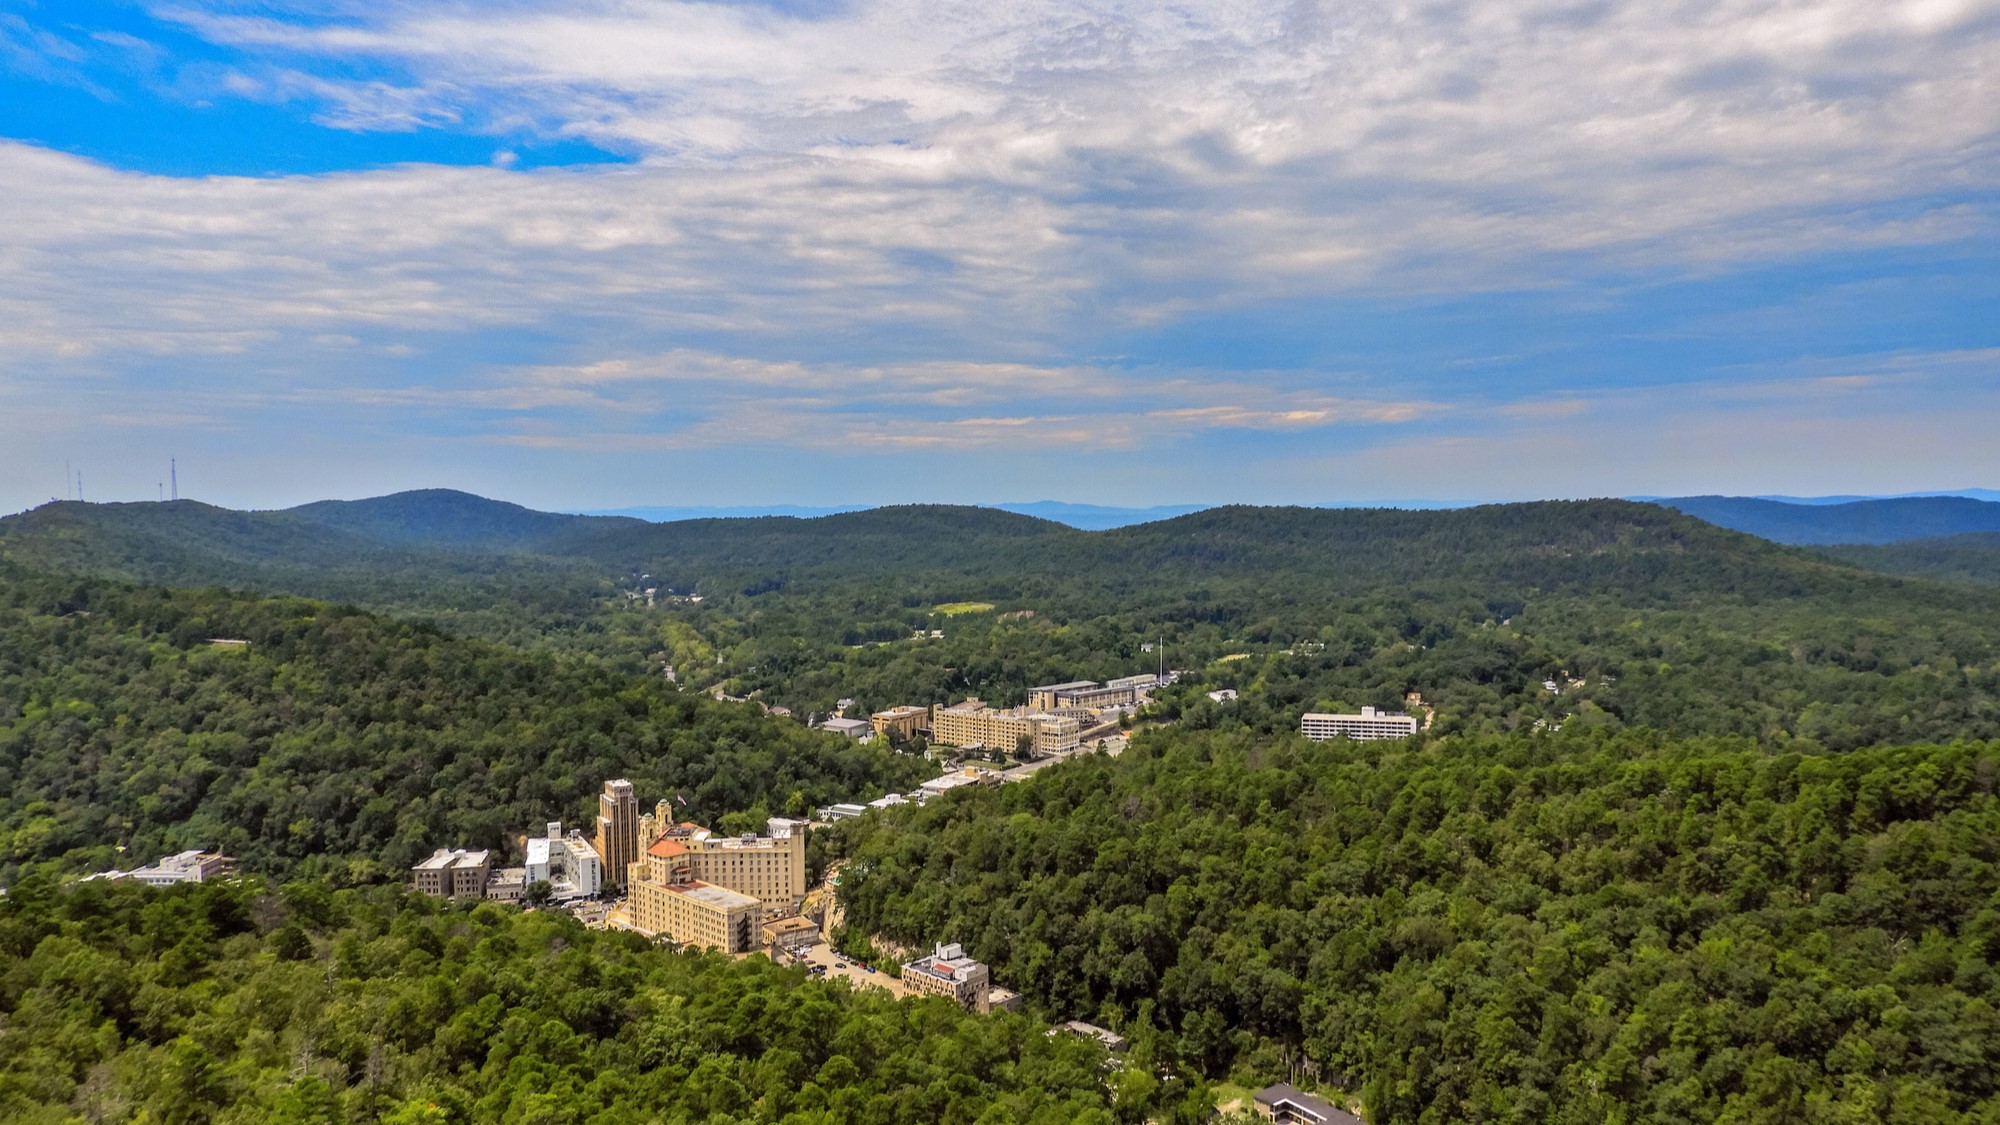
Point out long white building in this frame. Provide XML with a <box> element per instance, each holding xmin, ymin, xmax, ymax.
<box><xmin>1300</xmin><ymin>706</ymin><xmax>1418</xmax><ymax>742</ymax></box>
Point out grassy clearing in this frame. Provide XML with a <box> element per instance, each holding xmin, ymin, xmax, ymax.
<box><xmin>934</xmin><ymin>601</ymin><xmax>996</xmax><ymax>615</ymax></box>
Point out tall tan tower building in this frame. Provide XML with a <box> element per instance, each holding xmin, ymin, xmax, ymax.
<box><xmin>594</xmin><ymin>778</ymin><xmax>639</xmax><ymax>889</ymax></box>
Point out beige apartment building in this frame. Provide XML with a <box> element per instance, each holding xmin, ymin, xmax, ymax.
<box><xmin>869</xmin><ymin>705</ymin><xmax>932</xmax><ymax>741</ymax></box>
<box><xmin>1027</xmin><ymin>675</ymin><xmax>1159</xmax><ymax>712</ymax></box>
<box><xmin>931</xmin><ymin>699</ymin><xmax>1081</xmax><ymax>757</ymax></box>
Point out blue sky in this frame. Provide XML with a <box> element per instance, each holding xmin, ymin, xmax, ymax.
<box><xmin>2</xmin><ymin>0</ymin><xmax>1997</xmax><ymax>513</ymax></box>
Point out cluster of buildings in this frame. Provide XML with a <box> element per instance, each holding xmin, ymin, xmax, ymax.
<box><xmin>414</xmin><ymin>779</ymin><xmax>821</xmax><ymax>957</ymax></box>
<box><xmin>85</xmin><ymin>849</ymin><xmax>236</xmax><ymax>886</ymax></box>
<box><xmin>857</xmin><ymin>674</ymin><xmax>1164</xmax><ymax>759</ymax></box>
<box><xmin>413</xmin><ymin>819</ymin><xmax>605</xmax><ymax>904</ymax></box>
<box><xmin>816</xmin><ymin>766</ymin><xmax>997</xmax><ymax>820</ymax></box>
<box><xmin>1299</xmin><ymin>707</ymin><xmax>1419</xmax><ymax>742</ymax></box>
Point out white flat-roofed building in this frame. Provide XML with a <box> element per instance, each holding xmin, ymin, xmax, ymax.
<box><xmin>819</xmin><ymin>803</ymin><xmax>868</xmax><ymax>820</ymax></box>
<box><xmin>917</xmin><ymin>771</ymin><xmax>985</xmax><ymax>802</ymax></box>
<box><xmin>524</xmin><ymin>822</ymin><xmax>602</xmax><ymax>901</ymax></box>
<box><xmin>820</xmin><ymin>717</ymin><xmax>874</xmax><ymax>740</ymax></box>
<box><xmin>1300</xmin><ymin>706</ymin><xmax>1418</xmax><ymax>742</ymax></box>
<box><xmin>129</xmin><ymin>850</ymin><xmax>234</xmax><ymax>887</ymax></box>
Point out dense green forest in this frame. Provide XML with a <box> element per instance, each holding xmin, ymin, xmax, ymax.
<box><xmin>836</xmin><ymin>729</ymin><xmax>2000</xmax><ymax>1124</ymax></box>
<box><xmin>0</xmin><ymin>566</ymin><xmax>927</xmax><ymax>884</ymax></box>
<box><xmin>1818</xmin><ymin>533</ymin><xmax>2000</xmax><ymax>587</ymax></box>
<box><xmin>0</xmin><ymin>877</ymin><xmax>1140</xmax><ymax>1125</ymax></box>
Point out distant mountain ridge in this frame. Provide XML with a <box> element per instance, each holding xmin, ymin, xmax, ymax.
<box><xmin>284</xmin><ymin>488</ymin><xmax>643</xmax><ymax>550</ymax></box>
<box><xmin>1817</xmin><ymin>531</ymin><xmax>2000</xmax><ymax>586</ymax></box>
<box><xmin>3</xmin><ymin>490</ymin><xmax>1843</xmax><ymax>609</ymax></box>
<box><xmin>1654</xmin><ymin>495</ymin><xmax>2000</xmax><ymax>545</ymax></box>
<box><xmin>582</xmin><ymin>500</ymin><xmax>1217</xmax><ymax>530</ymax></box>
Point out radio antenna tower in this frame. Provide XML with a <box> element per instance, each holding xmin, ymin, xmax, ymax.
<box><xmin>170</xmin><ymin>458</ymin><xmax>178</xmax><ymax>501</ymax></box>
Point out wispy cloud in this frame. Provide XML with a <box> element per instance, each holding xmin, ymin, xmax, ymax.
<box><xmin>1</xmin><ymin>1</ymin><xmax>1996</xmax><ymax>507</ymax></box>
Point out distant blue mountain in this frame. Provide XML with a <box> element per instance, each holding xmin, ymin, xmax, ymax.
<box><xmin>1654</xmin><ymin>495</ymin><xmax>2000</xmax><ymax>545</ymax></box>
<box><xmin>576</xmin><ymin>504</ymin><xmax>872</xmax><ymax>522</ymax></box>
<box><xmin>1632</xmin><ymin>489</ymin><xmax>2000</xmax><ymax>506</ymax></box>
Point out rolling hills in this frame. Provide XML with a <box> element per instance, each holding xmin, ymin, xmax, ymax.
<box><xmin>0</xmin><ymin>563</ymin><xmax>925</xmax><ymax>884</ymax></box>
<box><xmin>1656</xmin><ymin>495</ymin><xmax>2000</xmax><ymax>545</ymax></box>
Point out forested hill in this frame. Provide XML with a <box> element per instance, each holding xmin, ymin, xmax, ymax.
<box><xmin>14</xmin><ymin>494</ymin><xmax>2000</xmax><ymax>746</ymax></box>
<box><xmin>1</xmin><ymin>492</ymin><xmax>1949</xmax><ymax>606</ymax></box>
<box><xmin>283</xmin><ymin>488</ymin><xmax>644</xmax><ymax>550</ymax></box>
<box><xmin>0</xmin><ymin>879</ymin><xmax>1131</xmax><ymax>1125</ymax></box>
<box><xmin>1818</xmin><ymin>532</ymin><xmax>2000</xmax><ymax>587</ymax></box>
<box><xmin>1658</xmin><ymin>494</ymin><xmax>2000</xmax><ymax>545</ymax></box>
<box><xmin>837</xmin><ymin>728</ymin><xmax>2000</xmax><ymax>1123</ymax></box>
<box><xmin>0</xmin><ymin>564</ymin><xmax>927</xmax><ymax>884</ymax></box>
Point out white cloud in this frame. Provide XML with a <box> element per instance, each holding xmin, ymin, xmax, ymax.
<box><xmin>1</xmin><ymin>1</ymin><xmax>1997</xmax><ymax>509</ymax></box>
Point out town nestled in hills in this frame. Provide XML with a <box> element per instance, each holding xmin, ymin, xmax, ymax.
<box><xmin>8</xmin><ymin>488</ymin><xmax>2000</xmax><ymax>1123</ymax></box>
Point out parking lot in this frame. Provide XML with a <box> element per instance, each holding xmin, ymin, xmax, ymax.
<box><xmin>795</xmin><ymin>942</ymin><xmax>912</xmax><ymax>998</ymax></box>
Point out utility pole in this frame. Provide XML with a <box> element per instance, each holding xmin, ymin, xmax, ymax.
<box><xmin>170</xmin><ymin>458</ymin><xmax>177</xmax><ymax>501</ymax></box>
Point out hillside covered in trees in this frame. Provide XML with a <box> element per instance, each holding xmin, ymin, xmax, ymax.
<box><xmin>0</xmin><ymin>565</ymin><xmax>926</xmax><ymax>884</ymax></box>
<box><xmin>0</xmin><ymin>877</ymin><xmax>1135</xmax><ymax>1125</ymax></box>
<box><xmin>1818</xmin><ymin>532</ymin><xmax>2000</xmax><ymax>587</ymax></box>
<box><xmin>836</xmin><ymin>728</ymin><xmax>2000</xmax><ymax>1124</ymax></box>
<box><xmin>11</xmin><ymin>495</ymin><xmax>2000</xmax><ymax>749</ymax></box>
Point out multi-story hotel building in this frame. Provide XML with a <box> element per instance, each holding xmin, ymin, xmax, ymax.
<box><xmin>628</xmin><ymin>838</ymin><xmax>762</xmax><ymax>952</ymax></box>
<box><xmin>1299</xmin><ymin>706</ymin><xmax>1419</xmax><ymax>742</ymax></box>
<box><xmin>594</xmin><ymin>779</ymin><xmax>639</xmax><ymax>889</ymax></box>
<box><xmin>901</xmin><ymin>942</ymin><xmax>992</xmax><ymax>1012</ymax></box>
<box><xmin>931</xmin><ymin>699</ymin><xmax>1081</xmax><ymax>758</ymax></box>
<box><xmin>625</xmin><ymin>817</ymin><xmax>810</xmax><ymax>949</ymax></box>
<box><xmin>633</xmin><ymin>818</ymin><xmax>808</xmax><ymax>919</ymax></box>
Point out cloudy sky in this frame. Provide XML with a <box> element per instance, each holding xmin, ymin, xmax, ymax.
<box><xmin>2</xmin><ymin>0</ymin><xmax>1996</xmax><ymax>512</ymax></box>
